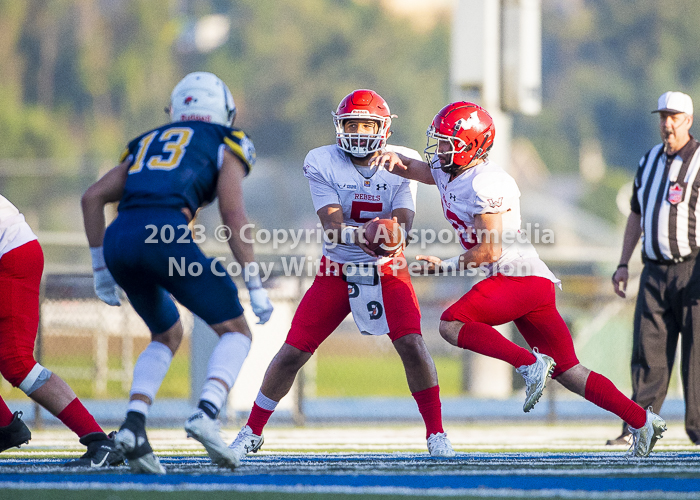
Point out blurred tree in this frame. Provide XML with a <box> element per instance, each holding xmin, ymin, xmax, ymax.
<box><xmin>4</xmin><ymin>0</ymin><xmax>699</xmax><ymax>182</ymax></box>
<box><xmin>0</xmin><ymin>0</ymin><xmax>448</xmax><ymax>166</ymax></box>
<box><xmin>517</xmin><ymin>0</ymin><xmax>700</xmax><ymax>175</ymax></box>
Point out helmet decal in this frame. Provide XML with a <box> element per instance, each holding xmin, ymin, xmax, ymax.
<box><xmin>170</xmin><ymin>72</ymin><xmax>236</xmax><ymax>127</ymax></box>
<box><xmin>424</xmin><ymin>102</ymin><xmax>495</xmax><ymax>170</ymax></box>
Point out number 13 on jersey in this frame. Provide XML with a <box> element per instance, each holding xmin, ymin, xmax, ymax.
<box><xmin>128</xmin><ymin>127</ymin><xmax>194</xmax><ymax>174</ymax></box>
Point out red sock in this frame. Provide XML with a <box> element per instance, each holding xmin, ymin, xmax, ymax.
<box><xmin>56</xmin><ymin>398</ymin><xmax>103</xmax><ymax>438</ymax></box>
<box><xmin>585</xmin><ymin>371</ymin><xmax>646</xmax><ymax>429</ymax></box>
<box><xmin>246</xmin><ymin>403</ymin><xmax>274</xmax><ymax>435</ymax></box>
<box><xmin>0</xmin><ymin>397</ymin><xmax>13</xmax><ymax>426</ymax></box>
<box><xmin>458</xmin><ymin>323</ymin><xmax>536</xmax><ymax>368</ymax></box>
<box><xmin>412</xmin><ymin>385</ymin><xmax>444</xmax><ymax>439</ymax></box>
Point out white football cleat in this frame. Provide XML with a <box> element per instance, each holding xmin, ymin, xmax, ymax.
<box><xmin>427</xmin><ymin>432</ymin><xmax>455</xmax><ymax>458</ymax></box>
<box><xmin>629</xmin><ymin>408</ymin><xmax>667</xmax><ymax>457</ymax></box>
<box><xmin>516</xmin><ymin>348</ymin><xmax>556</xmax><ymax>413</ymax></box>
<box><xmin>185</xmin><ymin>410</ymin><xmax>240</xmax><ymax>469</ymax></box>
<box><xmin>228</xmin><ymin>425</ymin><xmax>264</xmax><ymax>463</ymax></box>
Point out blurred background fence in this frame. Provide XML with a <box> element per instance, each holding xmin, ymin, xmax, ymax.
<box><xmin>0</xmin><ymin>157</ymin><xmax>687</xmax><ymax>427</ymax></box>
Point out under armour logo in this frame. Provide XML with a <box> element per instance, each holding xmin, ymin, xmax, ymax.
<box><xmin>487</xmin><ymin>197</ymin><xmax>503</xmax><ymax>208</ymax></box>
<box><xmin>449</xmin><ymin>194</ymin><xmax>457</xmax><ymax>201</ymax></box>
<box><xmin>376</xmin><ymin>184</ymin><xmax>387</xmax><ymax>190</ymax></box>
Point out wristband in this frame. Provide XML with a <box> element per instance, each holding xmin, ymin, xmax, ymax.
<box><xmin>617</xmin><ymin>263</ymin><xmax>628</xmax><ymax>269</ymax></box>
<box><xmin>340</xmin><ymin>226</ymin><xmax>358</xmax><ymax>245</ymax></box>
<box><xmin>90</xmin><ymin>246</ymin><xmax>107</xmax><ymax>271</ymax></box>
<box><xmin>245</xmin><ymin>262</ymin><xmax>263</xmax><ymax>290</ymax></box>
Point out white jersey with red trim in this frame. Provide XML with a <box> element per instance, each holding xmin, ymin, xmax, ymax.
<box><xmin>0</xmin><ymin>195</ymin><xmax>37</xmax><ymax>259</ymax></box>
<box><xmin>431</xmin><ymin>160</ymin><xmax>559</xmax><ymax>285</ymax></box>
<box><xmin>304</xmin><ymin>144</ymin><xmax>419</xmax><ymax>264</ymax></box>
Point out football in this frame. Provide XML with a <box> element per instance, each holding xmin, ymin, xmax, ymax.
<box><xmin>363</xmin><ymin>218</ymin><xmax>404</xmax><ymax>256</ymax></box>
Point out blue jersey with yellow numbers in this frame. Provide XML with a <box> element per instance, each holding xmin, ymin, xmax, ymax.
<box><xmin>117</xmin><ymin>120</ymin><xmax>256</xmax><ymax>213</ymax></box>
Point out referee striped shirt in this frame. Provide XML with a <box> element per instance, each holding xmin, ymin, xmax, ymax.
<box><xmin>631</xmin><ymin>136</ymin><xmax>700</xmax><ymax>262</ymax></box>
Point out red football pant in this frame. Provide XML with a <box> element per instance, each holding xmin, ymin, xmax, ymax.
<box><xmin>0</xmin><ymin>240</ymin><xmax>44</xmax><ymax>386</ymax></box>
<box><xmin>442</xmin><ymin>275</ymin><xmax>579</xmax><ymax>377</ymax></box>
<box><xmin>286</xmin><ymin>256</ymin><xmax>421</xmax><ymax>353</ymax></box>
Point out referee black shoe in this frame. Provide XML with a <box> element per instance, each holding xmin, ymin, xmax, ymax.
<box><xmin>63</xmin><ymin>431</ymin><xmax>124</xmax><ymax>468</ymax></box>
<box><xmin>0</xmin><ymin>412</ymin><xmax>31</xmax><ymax>453</ymax></box>
<box><xmin>606</xmin><ymin>424</ymin><xmax>632</xmax><ymax>446</ymax></box>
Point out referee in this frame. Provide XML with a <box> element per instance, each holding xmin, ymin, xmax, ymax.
<box><xmin>611</xmin><ymin>91</ymin><xmax>700</xmax><ymax>445</ymax></box>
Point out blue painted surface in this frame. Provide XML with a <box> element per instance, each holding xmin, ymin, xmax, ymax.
<box><xmin>0</xmin><ymin>471</ymin><xmax>699</xmax><ymax>492</ymax></box>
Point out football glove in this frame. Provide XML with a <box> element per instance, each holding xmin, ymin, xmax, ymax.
<box><xmin>93</xmin><ymin>268</ymin><xmax>122</xmax><ymax>306</ymax></box>
<box><xmin>248</xmin><ymin>287</ymin><xmax>273</xmax><ymax>325</ymax></box>
<box><xmin>90</xmin><ymin>246</ymin><xmax>122</xmax><ymax>306</ymax></box>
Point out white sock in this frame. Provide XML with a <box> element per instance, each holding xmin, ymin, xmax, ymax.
<box><xmin>199</xmin><ymin>380</ymin><xmax>228</xmax><ymax>412</ymax></box>
<box><xmin>199</xmin><ymin>332</ymin><xmax>251</xmax><ymax>412</ymax></box>
<box><xmin>129</xmin><ymin>341</ymin><xmax>173</xmax><ymax>406</ymax></box>
<box><xmin>255</xmin><ymin>391</ymin><xmax>279</xmax><ymax>411</ymax></box>
<box><xmin>127</xmin><ymin>399</ymin><xmax>150</xmax><ymax>417</ymax></box>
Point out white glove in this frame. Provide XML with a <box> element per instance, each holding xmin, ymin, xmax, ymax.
<box><xmin>93</xmin><ymin>268</ymin><xmax>122</xmax><ymax>306</ymax></box>
<box><xmin>90</xmin><ymin>246</ymin><xmax>122</xmax><ymax>306</ymax></box>
<box><xmin>245</xmin><ymin>262</ymin><xmax>273</xmax><ymax>324</ymax></box>
<box><xmin>248</xmin><ymin>287</ymin><xmax>273</xmax><ymax>324</ymax></box>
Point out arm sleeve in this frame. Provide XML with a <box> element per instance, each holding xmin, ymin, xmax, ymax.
<box><xmin>630</xmin><ymin>181</ymin><xmax>642</xmax><ymax>214</ymax></box>
<box><xmin>630</xmin><ymin>154</ymin><xmax>647</xmax><ymax>215</ymax></box>
<box><xmin>303</xmin><ymin>160</ymin><xmax>340</xmax><ymax>212</ymax></box>
<box><xmin>473</xmin><ymin>171</ymin><xmax>519</xmax><ymax>214</ymax></box>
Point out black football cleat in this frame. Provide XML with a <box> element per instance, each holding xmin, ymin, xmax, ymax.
<box><xmin>63</xmin><ymin>431</ymin><xmax>125</xmax><ymax>468</ymax></box>
<box><xmin>0</xmin><ymin>411</ymin><xmax>31</xmax><ymax>453</ymax></box>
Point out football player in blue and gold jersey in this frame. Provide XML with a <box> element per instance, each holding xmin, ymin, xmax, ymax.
<box><xmin>81</xmin><ymin>72</ymin><xmax>273</xmax><ymax>474</ymax></box>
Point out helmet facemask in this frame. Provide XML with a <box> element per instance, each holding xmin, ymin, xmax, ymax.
<box><xmin>333</xmin><ymin>89</ymin><xmax>393</xmax><ymax>158</ymax></box>
<box><xmin>424</xmin><ymin>128</ymin><xmax>474</xmax><ymax>173</ymax></box>
<box><xmin>333</xmin><ymin>113</ymin><xmax>390</xmax><ymax>158</ymax></box>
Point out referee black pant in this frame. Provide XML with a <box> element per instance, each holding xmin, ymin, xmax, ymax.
<box><xmin>628</xmin><ymin>257</ymin><xmax>700</xmax><ymax>443</ymax></box>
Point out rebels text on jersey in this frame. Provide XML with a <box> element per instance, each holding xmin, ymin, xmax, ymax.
<box><xmin>431</xmin><ymin>160</ymin><xmax>559</xmax><ymax>284</ymax></box>
<box><xmin>304</xmin><ymin>145</ymin><xmax>419</xmax><ymax>264</ymax></box>
<box><xmin>118</xmin><ymin>120</ymin><xmax>256</xmax><ymax>214</ymax></box>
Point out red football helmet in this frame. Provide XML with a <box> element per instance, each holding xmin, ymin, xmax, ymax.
<box><xmin>333</xmin><ymin>89</ymin><xmax>393</xmax><ymax>157</ymax></box>
<box><xmin>425</xmin><ymin>102</ymin><xmax>495</xmax><ymax>170</ymax></box>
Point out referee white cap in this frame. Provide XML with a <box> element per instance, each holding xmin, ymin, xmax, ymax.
<box><xmin>653</xmin><ymin>91</ymin><xmax>693</xmax><ymax>115</ymax></box>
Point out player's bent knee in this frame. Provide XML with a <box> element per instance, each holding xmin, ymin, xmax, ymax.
<box><xmin>211</xmin><ymin>315</ymin><xmax>252</xmax><ymax>339</ymax></box>
<box><xmin>274</xmin><ymin>344</ymin><xmax>311</xmax><ymax>371</ymax></box>
<box><xmin>18</xmin><ymin>363</ymin><xmax>52</xmax><ymax>395</ymax></box>
<box><xmin>0</xmin><ymin>356</ymin><xmax>44</xmax><ymax>390</ymax></box>
<box><xmin>438</xmin><ymin>320</ymin><xmax>461</xmax><ymax>346</ymax></box>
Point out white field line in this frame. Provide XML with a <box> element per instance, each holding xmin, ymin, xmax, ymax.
<box><xmin>2</xmin><ymin>423</ymin><xmax>696</xmax><ymax>455</ymax></box>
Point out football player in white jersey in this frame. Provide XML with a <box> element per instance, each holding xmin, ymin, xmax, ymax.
<box><xmin>229</xmin><ymin>89</ymin><xmax>455</xmax><ymax>460</ymax></box>
<box><xmin>371</xmin><ymin>102</ymin><xmax>666</xmax><ymax>457</ymax></box>
<box><xmin>0</xmin><ymin>195</ymin><xmax>122</xmax><ymax>466</ymax></box>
